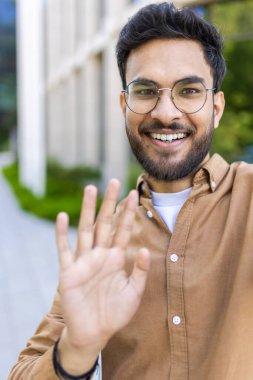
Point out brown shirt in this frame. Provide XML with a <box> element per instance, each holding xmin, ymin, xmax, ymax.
<box><xmin>8</xmin><ymin>154</ymin><xmax>253</xmax><ymax>380</ymax></box>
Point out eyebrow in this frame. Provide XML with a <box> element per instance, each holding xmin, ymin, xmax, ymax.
<box><xmin>174</xmin><ymin>76</ymin><xmax>205</xmax><ymax>85</ymax></box>
<box><xmin>130</xmin><ymin>75</ymin><xmax>206</xmax><ymax>87</ymax></box>
<box><xmin>130</xmin><ymin>78</ymin><xmax>157</xmax><ymax>86</ymax></box>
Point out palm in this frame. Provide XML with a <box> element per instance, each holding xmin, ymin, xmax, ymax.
<box><xmin>56</xmin><ymin>179</ymin><xmax>150</xmax><ymax>350</ymax></box>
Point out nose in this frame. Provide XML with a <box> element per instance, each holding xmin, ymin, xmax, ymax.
<box><xmin>150</xmin><ymin>90</ymin><xmax>183</xmax><ymax>124</ymax></box>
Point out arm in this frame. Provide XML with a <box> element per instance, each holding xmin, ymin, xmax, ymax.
<box><xmin>8</xmin><ymin>179</ymin><xmax>150</xmax><ymax>379</ymax></box>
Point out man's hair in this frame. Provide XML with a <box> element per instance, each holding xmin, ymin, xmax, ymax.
<box><xmin>116</xmin><ymin>2</ymin><xmax>226</xmax><ymax>92</ymax></box>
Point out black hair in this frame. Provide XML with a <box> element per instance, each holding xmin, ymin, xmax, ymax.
<box><xmin>116</xmin><ymin>2</ymin><xmax>226</xmax><ymax>92</ymax></box>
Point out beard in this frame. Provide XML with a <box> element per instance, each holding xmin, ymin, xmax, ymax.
<box><xmin>126</xmin><ymin>119</ymin><xmax>214</xmax><ymax>182</ymax></box>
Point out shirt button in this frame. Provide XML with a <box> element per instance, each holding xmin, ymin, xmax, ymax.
<box><xmin>172</xmin><ymin>315</ymin><xmax>181</xmax><ymax>325</ymax></box>
<box><xmin>170</xmin><ymin>253</ymin><xmax>178</xmax><ymax>263</ymax></box>
<box><xmin>147</xmin><ymin>210</ymin><xmax>153</xmax><ymax>218</ymax></box>
<box><xmin>211</xmin><ymin>180</ymin><xmax>216</xmax><ymax>190</ymax></box>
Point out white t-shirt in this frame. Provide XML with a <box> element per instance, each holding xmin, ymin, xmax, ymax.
<box><xmin>151</xmin><ymin>187</ymin><xmax>192</xmax><ymax>233</ymax></box>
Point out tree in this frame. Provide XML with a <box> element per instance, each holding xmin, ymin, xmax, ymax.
<box><xmin>210</xmin><ymin>0</ymin><xmax>253</xmax><ymax>161</ymax></box>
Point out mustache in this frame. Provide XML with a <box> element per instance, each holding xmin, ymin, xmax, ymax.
<box><xmin>139</xmin><ymin>121</ymin><xmax>195</xmax><ymax>135</ymax></box>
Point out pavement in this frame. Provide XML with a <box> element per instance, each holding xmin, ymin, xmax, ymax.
<box><xmin>0</xmin><ymin>152</ymin><xmax>76</xmax><ymax>380</ymax></box>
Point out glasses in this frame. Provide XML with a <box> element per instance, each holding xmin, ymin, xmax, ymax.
<box><xmin>122</xmin><ymin>79</ymin><xmax>216</xmax><ymax>115</ymax></box>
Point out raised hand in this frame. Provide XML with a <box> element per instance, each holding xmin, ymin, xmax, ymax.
<box><xmin>56</xmin><ymin>179</ymin><xmax>150</xmax><ymax>375</ymax></box>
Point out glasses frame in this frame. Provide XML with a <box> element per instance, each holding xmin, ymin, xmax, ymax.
<box><xmin>122</xmin><ymin>80</ymin><xmax>216</xmax><ymax>115</ymax></box>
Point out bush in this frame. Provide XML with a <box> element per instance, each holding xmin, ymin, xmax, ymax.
<box><xmin>212</xmin><ymin>110</ymin><xmax>253</xmax><ymax>162</ymax></box>
<box><xmin>2</xmin><ymin>162</ymin><xmax>101</xmax><ymax>226</ymax></box>
<box><xmin>127</xmin><ymin>160</ymin><xmax>143</xmax><ymax>192</ymax></box>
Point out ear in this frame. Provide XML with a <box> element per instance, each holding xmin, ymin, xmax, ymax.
<box><xmin>213</xmin><ymin>91</ymin><xmax>225</xmax><ymax>129</ymax></box>
<box><xmin>120</xmin><ymin>92</ymin><xmax>126</xmax><ymax>114</ymax></box>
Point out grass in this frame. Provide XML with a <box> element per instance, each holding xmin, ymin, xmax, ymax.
<box><xmin>2</xmin><ymin>161</ymin><xmax>101</xmax><ymax>226</ymax></box>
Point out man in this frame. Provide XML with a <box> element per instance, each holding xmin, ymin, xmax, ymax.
<box><xmin>9</xmin><ymin>2</ymin><xmax>253</xmax><ymax>380</ymax></box>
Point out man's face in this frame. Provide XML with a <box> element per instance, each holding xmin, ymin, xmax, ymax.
<box><xmin>120</xmin><ymin>39</ymin><xmax>225</xmax><ymax>182</ymax></box>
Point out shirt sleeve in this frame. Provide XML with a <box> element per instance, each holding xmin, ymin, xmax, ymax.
<box><xmin>8</xmin><ymin>291</ymin><xmax>103</xmax><ymax>380</ymax></box>
<box><xmin>8</xmin><ymin>291</ymin><xmax>65</xmax><ymax>380</ymax></box>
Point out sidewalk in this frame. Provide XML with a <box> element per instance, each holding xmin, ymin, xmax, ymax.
<box><xmin>0</xmin><ymin>153</ymin><xmax>76</xmax><ymax>379</ymax></box>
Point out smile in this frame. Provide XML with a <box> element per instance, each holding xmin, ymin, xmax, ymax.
<box><xmin>150</xmin><ymin>132</ymin><xmax>187</xmax><ymax>142</ymax></box>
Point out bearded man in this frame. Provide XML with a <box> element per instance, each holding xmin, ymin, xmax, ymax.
<box><xmin>9</xmin><ymin>3</ymin><xmax>253</xmax><ymax>380</ymax></box>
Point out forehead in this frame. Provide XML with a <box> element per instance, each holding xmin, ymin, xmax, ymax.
<box><xmin>125</xmin><ymin>39</ymin><xmax>213</xmax><ymax>86</ymax></box>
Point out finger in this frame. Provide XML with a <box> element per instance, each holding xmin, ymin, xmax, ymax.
<box><xmin>130</xmin><ymin>248</ymin><xmax>150</xmax><ymax>296</ymax></box>
<box><xmin>77</xmin><ymin>185</ymin><xmax>98</xmax><ymax>255</ymax></box>
<box><xmin>56</xmin><ymin>212</ymin><xmax>73</xmax><ymax>270</ymax></box>
<box><xmin>112</xmin><ymin>190</ymin><xmax>138</xmax><ymax>249</ymax></box>
<box><xmin>94</xmin><ymin>179</ymin><xmax>121</xmax><ymax>247</ymax></box>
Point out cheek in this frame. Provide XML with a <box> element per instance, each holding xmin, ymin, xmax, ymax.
<box><xmin>189</xmin><ymin>104</ymin><xmax>214</xmax><ymax>132</ymax></box>
<box><xmin>187</xmin><ymin>116</ymin><xmax>212</xmax><ymax>137</ymax></box>
<box><xmin>125</xmin><ymin>113</ymin><xmax>135</xmax><ymax>131</ymax></box>
<box><xmin>126</xmin><ymin>111</ymin><xmax>145</xmax><ymax>130</ymax></box>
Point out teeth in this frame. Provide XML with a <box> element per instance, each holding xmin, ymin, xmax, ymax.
<box><xmin>151</xmin><ymin>133</ymin><xmax>186</xmax><ymax>142</ymax></box>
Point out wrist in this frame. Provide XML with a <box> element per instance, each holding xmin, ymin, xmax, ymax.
<box><xmin>53</xmin><ymin>339</ymin><xmax>99</xmax><ymax>379</ymax></box>
<box><xmin>58</xmin><ymin>329</ymin><xmax>102</xmax><ymax>375</ymax></box>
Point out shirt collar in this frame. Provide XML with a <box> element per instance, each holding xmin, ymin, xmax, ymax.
<box><xmin>137</xmin><ymin>154</ymin><xmax>230</xmax><ymax>196</ymax></box>
<box><xmin>200</xmin><ymin>153</ymin><xmax>230</xmax><ymax>192</ymax></box>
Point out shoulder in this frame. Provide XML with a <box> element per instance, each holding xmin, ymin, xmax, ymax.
<box><xmin>228</xmin><ymin>161</ymin><xmax>253</xmax><ymax>205</ymax></box>
<box><xmin>231</xmin><ymin>161</ymin><xmax>253</xmax><ymax>186</ymax></box>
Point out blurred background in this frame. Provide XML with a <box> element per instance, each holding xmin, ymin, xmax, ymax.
<box><xmin>0</xmin><ymin>0</ymin><xmax>253</xmax><ymax>378</ymax></box>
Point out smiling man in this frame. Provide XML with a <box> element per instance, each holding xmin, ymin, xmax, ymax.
<box><xmin>9</xmin><ymin>3</ymin><xmax>253</xmax><ymax>380</ymax></box>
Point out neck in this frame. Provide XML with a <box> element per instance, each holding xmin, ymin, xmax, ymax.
<box><xmin>148</xmin><ymin>176</ymin><xmax>192</xmax><ymax>193</ymax></box>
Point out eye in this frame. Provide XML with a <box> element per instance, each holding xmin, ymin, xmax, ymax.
<box><xmin>128</xmin><ymin>81</ymin><xmax>159</xmax><ymax>99</ymax></box>
<box><xmin>134</xmin><ymin>88</ymin><xmax>157</xmax><ymax>96</ymax></box>
<box><xmin>180</xmin><ymin>87</ymin><xmax>201</xmax><ymax>95</ymax></box>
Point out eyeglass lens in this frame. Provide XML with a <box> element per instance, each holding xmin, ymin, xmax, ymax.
<box><xmin>124</xmin><ymin>80</ymin><xmax>209</xmax><ymax>114</ymax></box>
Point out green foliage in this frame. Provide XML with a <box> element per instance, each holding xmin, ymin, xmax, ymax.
<box><xmin>0</xmin><ymin>108</ymin><xmax>17</xmax><ymax>151</ymax></box>
<box><xmin>211</xmin><ymin>0</ymin><xmax>253</xmax><ymax>37</ymax></box>
<box><xmin>127</xmin><ymin>160</ymin><xmax>143</xmax><ymax>192</ymax></box>
<box><xmin>222</xmin><ymin>40</ymin><xmax>253</xmax><ymax>113</ymax></box>
<box><xmin>210</xmin><ymin>1</ymin><xmax>253</xmax><ymax>161</ymax></box>
<box><xmin>212</xmin><ymin>110</ymin><xmax>253</xmax><ymax>161</ymax></box>
<box><xmin>2</xmin><ymin>162</ymin><xmax>101</xmax><ymax>226</ymax></box>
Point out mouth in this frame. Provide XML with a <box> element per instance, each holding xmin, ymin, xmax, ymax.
<box><xmin>150</xmin><ymin>132</ymin><xmax>188</xmax><ymax>143</ymax></box>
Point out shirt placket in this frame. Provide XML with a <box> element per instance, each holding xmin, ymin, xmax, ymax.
<box><xmin>166</xmin><ymin>198</ymin><xmax>195</xmax><ymax>380</ymax></box>
<box><xmin>140</xmin><ymin>185</ymin><xmax>205</xmax><ymax>380</ymax></box>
